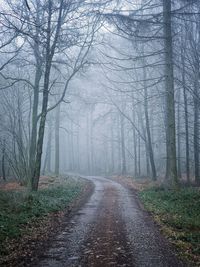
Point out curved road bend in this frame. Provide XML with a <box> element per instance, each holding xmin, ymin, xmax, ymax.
<box><xmin>35</xmin><ymin>176</ymin><xmax>186</xmax><ymax>267</ymax></box>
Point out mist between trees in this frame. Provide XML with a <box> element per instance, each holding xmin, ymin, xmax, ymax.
<box><xmin>0</xmin><ymin>0</ymin><xmax>199</xmax><ymax>191</ymax></box>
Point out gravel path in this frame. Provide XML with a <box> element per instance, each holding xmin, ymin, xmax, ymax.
<box><xmin>34</xmin><ymin>176</ymin><xmax>187</xmax><ymax>267</ymax></box>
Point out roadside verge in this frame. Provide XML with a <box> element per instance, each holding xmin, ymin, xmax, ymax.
<box><xmin>111</xmin><ymin>175</ymin><xmax>200</xmax><ymax>266</ymax></box>
<box><xmin>0</xmin><ymin>175</ymin><xmax>94</xmax><ymax>267</ymax></box>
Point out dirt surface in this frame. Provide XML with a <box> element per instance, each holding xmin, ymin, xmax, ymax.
<box><xmin>32</xmin><ymin>176</ymin><xmax>188</xmax><ymax>267</ymax></box>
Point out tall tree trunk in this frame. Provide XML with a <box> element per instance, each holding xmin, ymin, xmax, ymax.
<box><xmin>117</xmin><ymin>114</ymin><xmax>121</xmax><ymax>173</ymax></box>
<box><xmin>31</xmin><ymin>24</ymin><xmax>52</xmax><ymax>190</ymax></box>
<box><xmin>140</xmin><ymin>44</ymin><xmax>157</xmax><ymax>180</ymax></box>
<box><xmin>43</xmin><ymin>122</ymin><xmax>52</xmax><ymax>174</ymax></box>
<box><xmin>31</xmin><ymin>0</ymin><xmax>63</xmax><ymax>191</ymax></box>
<box><xmin>47</xmin><ymin>122</ymin><xmax>52</xmax><ymax>173</ymax></box>
<box><xmin>133</xmin><ymin>128</ymin><xmax>138</xmax><ymax>177</ymax></box>
<box><xmin>70</xmin><ymin>121</ymin><xmax>75</xmax><ymax>171</ymax></box>
<box><xmin>31</xmin><ymin>68</ymin><xmax>50</xmax><ymax>190</ymax></box>
<box><xmin>132</xmin><ymin>106</ymin><xmax>138</xmax><ymax>177</ymax></box>
<box><xmin>177</xmin><ymin>89</ymin><xmax>182</xmax><ymax>179</ymax></box>
<box><xmin>120</xmin><ymin>113</ymin><xmax>126</xmax><ymax>175</ymax></box>
<box><xmin>29</xmin><ymin>66</ymin><xmax>42</xmax><ymax>182</ymax></box>
<box><xmin>182</xmin><ymin>54</ymin><xmax>190</xmax><ymax>182</ymax></box>
<box><xmin>68</xmin><ymin>132</ymin><xmax>72</xmax><ymax>171</ymax></box>
<box><xmin>138</xmin><ymin>134</ymin><xmax>141</xmax><ymax>177</ymax></box>
<box><xmin>55</xmin><ymin>104</ymin><xmax>60</xmax><ymax>175</ymax></box>
<box><xmin>110</xmin><ymin>116</ymin><xmax>115</xmax><ymax>173</ymax></box>
<box><xmin>104</xmin><ymin>139</ymin><xmax>109</xmax><ymax>174</ymax></box>
<box><xmin>2</xmin><ymin>140</ymin><xmax>6</xmax><ymax>181</ymax></box>
<box><xmin>29</xmin><ymin>3</ymin><xmax>43</xmax><ymax>184</ymax></box>
<box><xmin>193</xmin><ymin>79</ymin><xmax>200</xmax><ymax>184</ymax></box>
<box><xmin>86</xmin><ymin>112</ymin><xmax>91</xmax><ymax>174</ymax></box>
<box><xmin>90</xmin><ymin>109</ymin><xmax>94</xmax><ymax>174</ymax></box>
<box><xmin>163</xmin><ymin>0</ymin><xmax>178</xmax><ymax>188</ymax></box>
<box><xmin>143</xmin><ymin>68</ymin><xmax>157</xmax><ymax>180</ymax></box>
<box><xmin>76</xmin><ymin>124</ymin><xmax>80</xmax><ymax>172</ymax></box>
<box><xmin>145</xmin><ymin>136</ymin><xmax>150</xmax><ymax>176</ymax></box>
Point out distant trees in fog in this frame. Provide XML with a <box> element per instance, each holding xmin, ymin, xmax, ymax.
<box><xmin>0</xmin><ymin>0</ymin><xmax>200</xmax><ymax>190</ymax></box>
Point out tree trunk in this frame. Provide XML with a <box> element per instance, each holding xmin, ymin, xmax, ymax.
<box><xmin>163</xmin><ymin>0</ymin><xmax>178</xmax><ymax>188</ymax></box>
<box><xmin>31</xmin><ymin>0</ymin><xmax>63</xmax><ymax>191</ymax></box>
<box><xmin>90</xmin><ymin>109</ymin><xmax>94</xmax><ymax>174</ymax></box>
<box><xmin>43</xmin><ymin>122</ymin><xmax>52</xmax><ymax>174</ymax></box>
<box><xmin>70</xmin><ymin>121</ymin><xmax>75</xmax><ymax>171</ymax></box>
<box><xmin>193</xmin><ymin>79</ymin><xmax>200</xmax><ymax>184</ymax></box>
<box><xmin>110</xmin><ymin>116</ymin><xmax>115</xmax><ymax>173</ymax></box>
<box><xmin>2</xmin><ymin>140</ymin><xmax>6</xmax><ymax>181</ymax></box>
<box><xmin>138</xmin><ymin>134</ymin><xmax>141</xmax><ymax>177</ymax></box>
<box><xmin>31</xmin><ymin>83</ymin><xmax>49</xmax><ymax>190</ymax></box>
<box><xmin>29</xmin><ymin>4</ymin><xmax>43</xmax><ymax>184</ymax></box>
<box><xmin>31</xmin><ymin>47</ymin><xmax>52</xmax><ymax>190</ymax></box>
<box><xmin>120</xmin><ymin>113</ymin><xmax>126</xmax><ymax>175</ymax></box>
<box><xmin>145</xmin><ymin>136</ymin><xmax>150</xmax><ymax>176</ymax></box>
<box><xmin>47</xmin><ymin>122</ymin><xmax>52</xmax><ymax>173</ymax></box>
<box><xmin>86</xmin><ymin>112</ymin><xmax>91</xmax><ymax>174</ymax></box>
<box><xmin>132</xmin><ymin>106</ymin><xmax>138</xmax><ymax>177</ymax></box>
<box><xmin>133</xmin><ymin>128</ymin><xmax>138</xmax><ymax>177</ymax></box>
<box><xmin>117</xmin><ymin>114</ymin><xmax>121</xmax><ymax>173</ymax></box>
<box><xmin>177</xmin><ymin>89</ymin><xmax>182</xmax><ymax>179</ymax></box>
<box><xmin>76</xmin><ymin>124</ymin><xmax>80</xmax><ymax>172</ymax></box>
<box><xmin>29</xmin><ymin>66</ymin><xmax>42</xmax><ymax>183</ymax></box>
<box><xmin>143</xmin><ymin>67</ymin><xmax>157</xmax><ymax>180</ymax></box>
<box><xmin>182</xmin><ymin>54</ymin><xmax>190</xmax><ymax>182</ymax></box>
<box><xmin>55</xmin><ymin>104</ymin><xmax>61</xmax><ymax>175</ymax></box>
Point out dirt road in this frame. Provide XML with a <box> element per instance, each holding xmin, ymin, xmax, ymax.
<box><xmin>34</xmin><ymin>176</ymin><xmax>186</xmax><ymax>267</ymax></box>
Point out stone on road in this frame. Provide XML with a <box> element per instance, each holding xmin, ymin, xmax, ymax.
<box><xmin>34</xmin><ymin>176</ymin><xmax>186</xmax><ymax>267</ymax></box>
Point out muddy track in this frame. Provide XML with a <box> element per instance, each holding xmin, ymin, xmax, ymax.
<box><xmin>81</xmin><ymin>185</ymin><xmax>134</xmax><ymax>267</ymax></box>
<box><xmin>33</xmin><ymin>176</ymin><xmax>187</xmax><ymax>267</ymax></box>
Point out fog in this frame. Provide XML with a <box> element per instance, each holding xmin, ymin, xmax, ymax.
<box><xmin>0</xmin><ymin>0</ymin><xmax>199</xmax><ymax>190</ymax></box>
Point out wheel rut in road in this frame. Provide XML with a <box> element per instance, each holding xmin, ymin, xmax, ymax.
<box><xmin>81</xmin><ymin>184</ymin><xmax>134</xmax><ymax>267</ymax></box>
<box><xmin>34</xmin><ymin>176</ymin><xmax>187</xmax><ymax>267</ymax></box>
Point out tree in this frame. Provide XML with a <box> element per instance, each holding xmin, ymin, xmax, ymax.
<box><xmin>163</xmin><ymin>0</ymin><xmax>178</xmax><ymax>188</ymax></box>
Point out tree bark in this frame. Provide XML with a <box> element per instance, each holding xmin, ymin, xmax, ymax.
<box><xmin>2</xmin><ymin>140</ymin><xmax>6</xmax><ymax>181</ymax></box>
<box><xmin>29</xmin><ymin>3</ymin><xmax>43</xmax><ymax>185</ymax></box>
<box><xmin>31</xmin><ymin>4</ymin><xmax>52</xmax><ymax>190</ymax></box>
<box><xmin>42</xmin><ymin>122</ymin><xmax>52</xmax><ymax>174</ymax></box>
<box><xmin>47</xmin><ymin>122</ymin><xmax>52</xmax><ymax>173</ymax></box>
<box><xmin>29</xmin><ymin>65</ymin><xmax>42</xmax><ymax>180</ymax></box>
<box><xmin>138</xmin><ymin>134</ymin><xmax>141</xmax><ymax>177</ymax></box>
<box><xmin>143</xmin><ymin>67</ymin><xmax>157</xmax><ymax>180</ymax></box>
<box><xmin>110</xmin><ymin>116</ymin><xmax>115</xmax><ymax>173</ymax></box>
<box><xmin>193</xmin><ymin>78</ymin><xmax>200</xmax><ymax>184</ymax></box>
<box><xmin>163</xmin><ymin>0</ymin><xmax>179</xmax><ymax>188</ymax></box>
<box><xmin>55</xmin><ymin>104</ymin><xmax>61</xmax><ymax>175</ymax></box>
<box><xmin>120</xmin><ymin>113</ymin><xmax>127</xmax><ymax>175</ymax></box>
<box><xmin>182</xmin><ymin>52</ymin><xmax>190</xmax><ymax>182</ymax></box>
<box><xmin>132</xmin><ymin>105</ymin><xmax>138</xmax><ymax>177</ymax></box>
<box><xmin>86</xmin><ymin>112</ymin><xmax>91</xmax><ymax>174</ymax></box>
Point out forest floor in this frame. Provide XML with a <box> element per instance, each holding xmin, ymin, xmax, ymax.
<box><xmin>111</xmin><ymin>176</ymin><xmax>200</xmax><ymax>266</ymax></box>
<box><xmin>0</xmin><ymin>175</ymin><xmax>94</xmax><ymax>267</ymax></box>
<box><xmin>30</xmin><ymin>176</ymin><xmax>189</xmax><ymax>267</ymax></box>
<box><xmin>1</xmin><ymin>175</ymin><xmax>198</xmax><ymax>266</ymax></box>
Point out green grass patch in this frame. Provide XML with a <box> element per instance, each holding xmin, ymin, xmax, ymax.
<box><xmin>0</xmin><ymin>177</ymin><xmax>84</xmax><ymax>255</ymax></box>
<box><xmin>139</xmin><ymin>187</ymin><xmax>200</xmax><ymax>263</ymax></box>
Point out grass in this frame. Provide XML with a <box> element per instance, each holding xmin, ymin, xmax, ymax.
<box><xmin>139</xmin><ymin>187</ymin><xmax>200</xmax><ymax>264</ymax></box>
<box><xmin>0</xmin><ymin>177</ymin><xmax>85</xmax><ymax>255</ymax></box>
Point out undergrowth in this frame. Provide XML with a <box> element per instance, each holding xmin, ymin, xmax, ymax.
<box><xmin>0</xmin><ymin>178</ymin><xmax>84</xmax><ymax>255</ymax></box>
<box><xmin>139</xmin><ymin>187</ymin><xmax>200</xmax><ymax>264</ymax></box>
